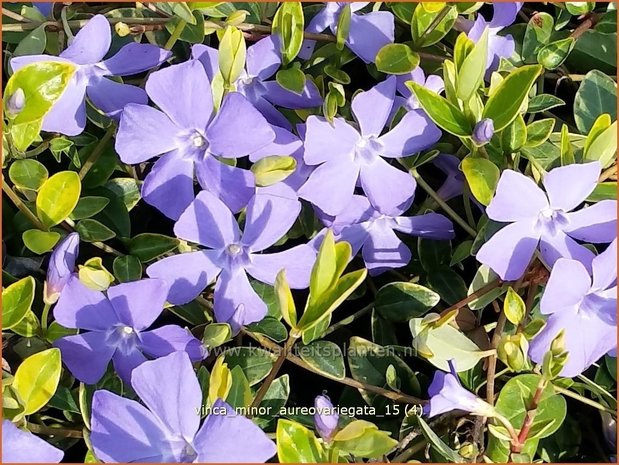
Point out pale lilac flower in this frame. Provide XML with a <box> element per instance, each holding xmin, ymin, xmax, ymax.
<box><xmin>192</xmin><ymin>36</ymin><xmax>322</xmax><ymax>130</ymax></box>
<box><xmin>2</xmin><ymin>420</ymin><xmax>63</xmax><ymax>463</ymax></box>
<box><xmin>44</xmin><ymin>232</ymin><xmax>79</xmax><ymax>304</ymax></box>
<box><xmin>426</xmin><ymin>363</ymin><xmax>495</xmax><ymax>418</ymax></box>
<box><xmin>434</xmin><ymin>154</ymin><xmax>465</xmax><ymax>202</ymax></box>
<box><xmin>529</xmin><ymin>240</ymin><xmax>617</xmax><ymax>377</ymax></box>
<box><xmin>321</xmin><ymin>195</ymin><xmax>454</xmax><ymax>275</ymax></box>
<box><xmin>53</xmin><ymin>277</ymin><xmax>205</xmax><ymax>384</ymax></box>
<box><xmin>300</xmin><ymin>2</ymin><xmax>394</xmax><ymax>63</ymax></box>
<box><xmin>314</xmin><ymin>395</ymin><xmax>339</xmax><ymax>441</ymax></box>
<box><xmin>298</xmin><ymin>76</ymin><xmax>441</xmax><ymax>216</ymax></box>
<box><xmin>115</xmin><ymin>60</ymin><xmax>275</xmax><ymax>220</ymax></box>
<box><xmin>472</xmin><ymin>118</ymin><xmax>494</xmax><ymax>146</ymax></box>
<box><xmin>91</xmin><ymin>351</ymin><xmax>276</xmax><ymax>463</ymax></box>
<box><xmin>147</xmin><ymin>185</ymin><xmax>315</xmax><ymax>332</ymax></box>
<box><xmin>465</xmin><ymin>2</ymin><xmax>523</xmax><ymax>76</ymax></box>
<box><xmin>10</xmin><ymin>15</ymin><xmax>170</xmax><ymax>135</ymax></box>
<box><xmin>477</xmin><ymin>162</ymin><xmax>617</xmax><ymax>280</ymax></box>
<box><xmin>393</xmin><ymin>67</ymin><xmax>444</xmax><ymax>116</ymax></box>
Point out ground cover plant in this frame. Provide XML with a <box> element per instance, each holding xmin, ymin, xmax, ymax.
<box><xmin>1</xmin><ymin>1</ymin><xmax>618</xmax><ymax>463</ymax></box>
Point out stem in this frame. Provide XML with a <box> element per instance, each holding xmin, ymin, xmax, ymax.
<box><xmin>323</xmin><ymin>302</ymin><xmax>373</xmax><ymax>337</ymax></box>
<box><xmin>511</xmin><ymin>378</ymin><xmax>547</xmax><ymax>453</ymax></box>
<box><xmin>486</xmin><ymin>301</ymin><xmax>507</xmax><ymax>405</ymax></box>
<box><xmin>599</xmin><ymin>164</ymin><xmax>617</xmax><ymax>182</ymax></box>
<box><xmin>27</xmin><ymin>422</ymin><xmax>83</xmax><ymax>439</ymax></box>
<box><xmin>2</xmin><ymin>7</ymin><xmax>32</xmax><ymax>23</ymax></box>
<box><xmin>41</xmin><ymin>302</ymin><xmax>52</xmax><ymax>336</ymax></box>
<box><xmin>164</xmin><ymin>18</ymin><xmax>187</xmax><ymax>50</ymax></box>
<box><xmin>439</xmin><ymin>278</ymin><xmax>505</xmax><ymax>317</ymax></box>
<box><xmin>493</xmin><ymin>413</ymin><xmax>521</xmax><ymax>447</ymax></box>
<box><xmin>462</xmin><ymin>183</ymin><xmax>477</xmax><ymax>230</ymax></box>
<box><xmin>570</xmin><ymin>12</ymin><xmax>601</xmax><ymax>39</ymax></box>
<box><xmin>411</xmin><ymin>168</ymin><xmax>477</xmax><ymax>237</ymax></box>
<box><xmin>554</xmin><ymin>386</ymin><xmax>616</xmax><ymax>416</ymax></box>
<box><xmin>392</xmin><ymin>438</ymin><xmax>428</xmax><ymax>463</ymax></box>
<box><xmin>78</xmin><ymin>126</ymin><xmax>115</xmax><ymax>180</ymax></box>
<box><xmin>2</xmin><ymin>180</ymin><xmax>46</xmax><ymax>230</ymax></box>
<box><xmin>248</xmin><ymin>334</ymin><xmax>298</xmax><ymax>416</ymax></box>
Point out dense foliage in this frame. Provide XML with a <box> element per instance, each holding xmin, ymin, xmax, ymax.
<box><xmin>2</xmin><ymin>1</ymin><xmax>618</xmax><ymax>463</ymax></box>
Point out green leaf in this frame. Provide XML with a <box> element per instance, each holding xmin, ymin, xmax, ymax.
<box><xmin>275</xmin><ymin>66</ymin><xmax>306</xmax><ymax>94</ymax></box>
<box><xmin>584</xmin><ymin>118</ymin><xmax>617</xmax><ymax>168</ymax></box>
<box><xmin>504</xmin><ymin>287</ymin><xmax>526</xmax><ymax>325</ymax></box>
<box><xmin>5</xmin><ymin>61</ymin><xmax>76</xmax><ymax>125</ymax></box>
<box><xmin>272</xmin><ymin>2</ymin><xmax>304</xmax><ymax>66</ymax></box>
<box><xmin>417</xmin><ymin>415</ymin><xmax>465</xmax><ymax>462</ymax></box>
<box><xmin>226</xmin><ymin>365</ymin><xmax>252</xmax><ymax>409</ymax></box>
<box><xmin>208</xmin><ymin>355</ymin><xmax>232</xmax><ymax>405</ymax></box>
<box><xmin>427</xmin><ymin>267</ymin><xmax>468</xmax><ymax>305</ymax></box>
<box><xmin>522</xmin><ymin>13</ymin><xmax>554</xmax><ymax>61</ymax></box>
<box><xmin>127</xmin><ymin>233</ymin><xmax>179</xmax><ymax>262</ymax></box>
<box><xmin>375</xmin><ymin>43</ymin><xmax>420</xmax><ymax>75</ymax></box>
<box><xmin>10</xmin><ymin>119</ymin><xmax>43</xmax><ymax>152</ymax></box>
<box><xmin>299</xmin><ymin>340</ymin><xmax>345</xmax><ymax>379</ymax></box>
<box><xmin>565</xmin><ymin>2</ymin><xmax>595</xmax><ymax>15</ymax></box>
<box><xmin>336</xmin><ymin>4</ymin><xmax>351</xmax><ymax>50</ymax></box>
<box><xmin>560</xmin><ymin>124</ymin><xmax>575</xmax><ymax>165</ymax></box>
<box><xmin>14</xmin><ymin>24</ymin><xmax>47</xmax><ymax>57</ymax></box>
<box><xmin>104</xmin><ymin>178</ymin><xmax>141</xmax><ymax>211</ymax></box>
<box><xmin>407</xmin><ymin>81</ymin><xmax>472</xmax><ymax>137</ymax></box>
<box><xmin>537</xmin><ymin>38</ymin><xmax>575</xmax><ymax>70</ymax></box>
<box><xmin>333</xmin><ymin>420</ymin><xmax>398</xmax><ymax>458</ymax></box>
<box><xmin>9</xmin><ymin>159</ymin><xmax>48</xmax><ymax>191</ymax></box>
<box><xmin>527</xmin><ymin>94</ymin><xmax>565</xmax><ymax>114</ymax></box>
<box><xmin>22</xmin><ymin>229</ymin><xmax>60</xmax><ymax>254</ymax></box>
<box><xmin>246</xmin><ymin>317</ymin><xmax>288</xmax><ymax>343</ymax></box>
<box><xmin>411</xmin><ymin>3</ymin><xmax>458</xmax><ymax>47</ymax></box>
<box><xmin>461</xmin><ymin>156</ymin><xmax>500</xmax><ymax>206</ymax></box>
<box><xmin>587</xmin><ymin>182</ymin><xmax>617</xmax><ymax>202</ymax></box>
<box><xmin>277</xmin><ymin>419</ymin><xmax>325</xmax><ymax>463</ymax></box>
<box><xmin>275</xmin><ymin>270</ymin><xmax>297</xmax><ymax>329</ymax></box>
<box><xmin>75</xmin><ymin>219</ymin><xmax>116</xmax><ymax>243</ymax></box>
<box><xmin>468</xmin><ymin>264</ymin><xmax>506</xmax><ymax>310</ymax></box>
<box><xmin>308</xmin><ymin>230</ymin><xmax>338</xmax><ymax>301</ymax></box>
<box><xmin>219</xmin><ymin>26</ymin><xmax>246</xmax><ymax>85</ymax></box>
<box><xmin>78</xmin><ymin>257</ymin><xmax>115</xmax><ymax>291</ymax></box>
<box><xmin>203</xmin><ymin>323</ymin><xmax>233</xmax><ymax>348</ymax></box>
<box><xmin>112</xmin><ymin>255</ymin><xmax>143</xmax><ymax>283</ymax></box>
<box><xmin>574</xmin><ymin>70</ymin><xmax>617</xmax><ymax>134</ymax></box>
<box><xmin>483</xmin><ymin>65</ymin><xmax>543</xmax><ymax>131</ymax></box>
<box><xmin>2</xmin><ymin>276</ymin><xmax>35</xmax><ymax>330</ymax></box>
<box><xmin>457</xmin><ymin>28</ymin><xmax>488</xmax><ymax>102</ymax></box>
<box><xmin>501</xmin><ymin>114</ymin><xmax>528</xmax><ymax>153</ymax></box>
<box><xmin>11</xmin><ymin>309</ymin><xmax>41</xmax><ymax>337</ymax></box>
<box><xmin>224</xmin><ymin>347</ymin><xmax>276</xmax><ymax>386</ymax></box>
<box><xmin>375</xmin><ymin>282</ymin><xmax>440</xmax><ymax>322</ymax></box>
<box><xmin>36</xmin><ymin>171</ymin><xmax>81</xmax><ymax>229</ymax></box>
<box><xmin>525</xmin><ymin>119</ymin><xmax>555</xmax><ymax>147</ymax></box>
<box><xmin>13</xmin><ymin>348</ymin><xmax>62</xmax><ymax>415</ymax></box>
<box><xmin>251</xmin><ymin>155</ymin><xmax>297</xmax><ymax>187</ymax></box>
<box><xmin>69</xmin><ymin>196</ymin><xmax>110</xmax><ymax>220</ymax></box>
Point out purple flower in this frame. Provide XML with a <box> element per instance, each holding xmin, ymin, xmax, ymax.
<box><xmin>10</xmin><ymin>15</ymin><xmax>170</xmax><ymax>135</ymax></box>
<box><xmin>53</xmin><ymin>277</ymin><xmax>205</xmax><ymax>384</ymax></box>
<box><xmin>314</xmin><ymin>395</ymin><xmax>339</xmax><ymax>441</ymax></box>
<box><xmin>465</xmin><ymin>2</ymin><xmax>523</xmax><ymax>76</ymax></box>
<box><xmin>298</xmin><ymin>76</ymin><xmax>441</xmax><ymax>216</ymax></box>
<box><xmin>529</xmin><ymin>240</ymin><xmax>617</xmax><ymax>377</ymax></box>
<box><xmin>426</xmin><ymin>365</ymin><xmax>495</xmax><ymax>418</ymax></box>
<box><xmin>115</xmin><ymin>60</ymin><xmax>275</xmax><ymax>220</ymax></box>
<box><xmin>477</xmin><ymin>162</ymin><xmax>617</xmax><ymax>280</ymax></box>
<box><xmin>33</xmin><ymin>2</ymin><xmax>54</xmax><ymax>17</ymax></box>
<box><xmin>147</xmin><ymin>185</ymin><xmax>315</xmax><ymax>332</ymax></box>
<box><xmin>300</xmin><ymin>2</ymin><xmax>394</xmax><ymax>63</ymax></box>
<box><xmin>472</xmin><ymin>118</ymin><xmax>494</xmax><ymax>146</ymax></box>
<box><xmin>321</xmin><ymin>195</ymin><xmax>454</xmax><ymax>275</ymax></box>
<box><xmin>394</xmin><ymin>67</ymin><xmax>444</xmax><ymax>115</ymax></box>
<box><xmin>192</xmin><ymin>36</ymin><xmax>322</xmax><ymax>130</ymax></box>
<box><xmin>44</xmin><ymin>232</ymin><xmax>79</xmax><ymax>304</ymax></box>
<box><xmin>6</xmin><ymin>88</ymin><xmax>25</xmax><ymax>117</ymax></box>
<box><xmin>2</xmin><ymin>420</ymin><xmax>63</xmax><ymax>463</ymax></box>
<box><xmin>434</xmin><ymin>154</ymin><xmax>465</xmax><ymax>202</ymax></box>
<box><xmin>91</xmin><ymin>351</ymin><xmax>276</xmax><ymax>463</ymax></box>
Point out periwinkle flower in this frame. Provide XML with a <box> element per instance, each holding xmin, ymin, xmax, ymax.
<box><xmin>321</xmin><ymin>195</ymin><xmax>454</xmax><ymax>275</ymax></box>
<box><xmin>91</xmin><ymin>351</ymin><xmax>276</xmax><ymax>463</ymax></box>
<box><xmin>529</xmin><ymin>240</ymin><xmax>617</xmax><ymax>377</ymax></box>
<box><xmin>115</xmin><ymin>60</ymin><xmax>275</xmax><ymax>220</ymax></box>
<box><xmin>298</xmin><ymin>76</ymin><xmax>441</xmax><ymax>216</ymax></box>
<box><xmin>147</xmin><ymin>184</ymin><xmax>315</xmax><ymax>332</ymax></box>
<box><xmin>44</xmin><ymin>232</ymin><xmax>79</xmax><ymax>304</ymax></box>
<box><xmin>394</xmin><ymin>67</ymin><xmax>444</xmax><ymax>115</ymax></box>
<box><xmin>426</xmin><ymin>364</ymin><xmax>495</xmax><ymax>418</ymax></box>
<box><xmin>2</xmin><ymin>420</ymin><xmax>63</xmax><ymax>463</ymax></box>
<box><xmin>433</xmin><ymin>154</ymin><xmax>465</xmax><ymax>202</ymax></box>
<box><xmin>10</xmin><ymin>15</ymin><xmax>171</xmax><ymax>135</ymax></box>
<box><xmin>472</xmin><ymin>118</ymin><xmax>494</xmax><ymax>146</ymax></box>
<box><xmin>465</xmin><ymin>2</ymin><xmax>523</xmax><ymax>76</ymax></box>
<box><xmin>314</xmin><ymin>395</ymin><xmax>339</xmax><ymax>441</ymax></box>
<box><xmin>477</xmin><ymin>162</ymin><xmax>617</xmax><ymax>280</ymax></box>
<box><xmin>192</xmin><ymin>36</ymin><xmax>322</xmax><ymax>131</ymax></box>
<box><xmin>53</xmin><ymin>277</ymin><xmax>205</xmax><ymax>384</ymax></box>
<box><xmin>6</xmin><ymin>88</ymin><xmax>25</xmax><ymax>117</ymax></box>
<box><xmin>33</xmin><ymin>2</ymin><xmax>54</xmax><ymax>17</ymax></box>
<box><xmin>300</xmin><ymin>2</ymin><xmax>394</xmax><ymax>63</ymax></box>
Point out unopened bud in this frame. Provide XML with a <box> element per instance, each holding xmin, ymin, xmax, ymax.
<box><xmin>115</xmin><ymin>22</ymin><xmax>131</xmax><ymax>37</ymax></box>
<box><xmin>6</xmin><ymin>88</ymin><xmax>25</xmax><ymax>118</ymax></box>
<box><xmin>497</xmin><ymin>334</ymin><xmax>530</xmax><ymax>372</ymax></box>
<box><xmin>472</xmin><ymin>118</ymin><xmax>494</xmax><ymax>146</ymax></box>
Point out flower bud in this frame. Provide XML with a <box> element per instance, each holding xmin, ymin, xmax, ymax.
<box><xmin>314</xmin><ymin>395</ymin><xmax>339</xmax><ymax>441</ymax></box>
<box><xmin>6</xmin><ymin>88</ymin><xmax>25</xmax><ymax>118</ymax></box>
<box><xmin>497</xmin><ymin>334</ymin><xmax>530</xmax><ymax>372</ymax></box>
<box><xmin>114</xmin><ymin>22</ymin><xmax>131</xmax><ymax>37</ymax></box>
<box><xmin>472</xmin><ymin>118</ymin><xmax>494</xmax><ymax>146</ymax></box>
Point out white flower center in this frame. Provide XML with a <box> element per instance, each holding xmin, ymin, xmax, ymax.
<box><xmin>192</xmin><ymin>133</ymin><xmax>206</xmax><ymax>148</ymax></box>
<box><xmin>227</xmin><ymin>244</ymin><xmax>242</xmax><ymax>256</ymax></box>
<box><xmin>540</xmin><ymin>208</ymin><xmax>555</xmax><ymax>220</ymax></box>
<box><xmin>121</xmin><ymin>326</ymin><xmax>134</xmax><ymax>335</ymax></box>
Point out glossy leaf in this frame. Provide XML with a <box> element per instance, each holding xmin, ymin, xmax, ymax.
<box><xmin>13</xmin><ymin>348</ymin><xmax>62</xmax><ymax>415</ymax></box>
<box><xmin>36</xmin><ymin>171</ymin><xmax>81</xmax><ymax>229</ymax></box>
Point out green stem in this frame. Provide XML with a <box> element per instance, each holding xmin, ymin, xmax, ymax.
<box><xmin>554</xmin><ymin>386</ymin><xmax>616</xmax><ymax>416</ymax></box>
<box><xmin>2</xmin><ymin>179</ymin><xmax>46</xmax><ymax>230</ymax></box>
<box><xmin>411</xmin><ymin>168</ymin><xmax>477</xmax><ymax>237</ymax></box>
<box><xmin>462</xmin><ymin>183</ymin><xmax>477</xmax><ymax>230</ymax></box>
<box><xmin>493</xmin><ymin>413</ymin><xmax>521</xmax><ymax>447</ymax></box>
<box><xmin>164</xmin><ymin>19</ymin><xmax>187</xmax><ymax>50</ymax></box>
<box><xmin>323</xmin><ymin>302</ymin><xmax>374</xmax><ymax>337</ymax></box>
<box><xmin>41</xmin><ymin>302</ymin><xmax>52</xmax><ymax>336</ymax></box>
<box><xmin>415</xmin><ymin>4</ymin><xmax>452</xmax><ymax>48</ymax></box>
<box><xmin>78</xmin><ymin>126</ymin><xmax>115</xmax><ymax>180</ymax></box>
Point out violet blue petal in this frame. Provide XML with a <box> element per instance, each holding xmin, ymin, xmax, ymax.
<box><xmin>252</xmin><ymin>95</ymin><xmax>293</xmax><ymax>130</ymax></box>
<box><xmin>489</xmin><ymin>2</ymin><xmax>524</xmax><ymax>29</ymax></box>
<box><xmin>33</xmin><ymin>2</ymin><xmax>54</xmax><ymax>17</ymax></box>
<box><xmin>434</xmin><ymin>154</ymin><xmax>465</xmax><ymax>202</ymax></box>
<box><xmin>346</xmin><ymin>11</ymin><xmax>395</xmax><ymax>63</ymax></box>
<box><xmin>564</xmin><ymin>200</ymin><xmax>618</xmax><ymax>243</ymax></box>
<box><xmin>379</xmin><ymin>109</ymin><xmax>442</xmax><ymax>157</ymax></box>
<box><xmin>539</xmin><ymin>258</ymin><xmax>591</xmax><ymax>315</ymax></box>
<box><xmin>100</xmin><ymin>43</ymin><xmax>171</xmax><ymax>76</ymax></box>
<box><xmin>249</xmin><ymin>125</ymin><xmax>303</xmax><ymax>162</ymax></box>
<box><xmin>337</xmin><ymin>224</ymin><xmax>372</xmax><ymax>257</ymax></box>
<box><xmin>592</xmin><ymin>239</ymin><xmax>618</xmax><ymax>292</ymax></box>
<box><xmin>363</xmin><ymin>223</ymin><xmax>411</xmax><ymax>275</ymax></box>
<box><xmin>86</xmin><ymin>77</ymin><xmax>148</xmax><ymax>119</ymax></box>
<box><xmin>246</xmin><ymin>35</ymin><xmax>281</xmax><ymax>80</ymax></box>
<box><xmin>314</xmin><ymin>395</ymin><xmax>339</xmax><ymax>441</ymax></box>
<box><xmin>351</xmin><ymin>76</ymin><xmax>396</xmax><ymax>137</ymax></box>
<box><xmin>2</xmin><ymin>420</ymin><xmax>63</xmax><ymax>463</ymax></box>
<box><xmin>246</xmin><ymin>244</ymin><xmax>316</xmax><ymax>289</ymax></box>
<box><xmin>53</xmin><ymin>331</ymin><xmax>115</xmax><ymax>384</ymax></box>
<box><xmin>60</xmin><ymin>15</ymin><xmax>110</xmax><ymax>65</ymax></box>
<box><xmin>302</xmin><ymin>116</ymin><xmax>359</xmax><ymax>165</ymax></box>
<box><xmin>542</xmin><ymin>162</ymin><xmax>601</xmax><ymax>212</ymax></box>
<box><xmin>214</xmin><ymin>269</ymin><xmax>268</xmax><ymax>332</ymax></box>
<box><xmin>427</xmin><ymin>370</ymin><xmax>493</xmax><ymax>417</ymax></box>
<box><xmin>139</xmin><ymin>325</ymin><xmax>207</xmax><ymax>361</ymax></box>
<box><xmin>539</xmin><ymin>229</ymin><xmax>595</xmax><ymax>272</ymax></box>
<box><xmin>393</xmin><ymin>213</ymin><xmax>455</xmax><ymax>240</ymax></box>
<box><xmin>486</xmin><ymin>170</ymin><xmax>549</xmax><ymax>222</ymax></box>
<box><xmin>41</xmin><ymin>76</ymin><xmax>87</xmax><ymax>135</ymax></box>
<box><xmin>472</xmin><ymin>118</ymin><xmax>494</xmax><ymax>146</ymax></box>
<box><xmin>45</xmin><ymin>232</ymin><xmax>79</xmax><ymax>304</ymax></box>
<box><xmin>106</xmin><ymin>279</ymin><xmax>168</xmax><ymax>331</ymax></box>
<box><xmin>358</xmin><ymin>157</ymin><xmax>416</xmax><ymax>216</ymax></box>
<box><xmin>262</xmin><ymin>79</ymin><xmax>323</xmax><ymax>108</ymax></box>
<box><xmin>146</xmin><ymin>251</ymin><xmax>222</xmax><ymax>306</ymax></box>
<box><xmin>112</xmin><ymin>345</ymin><xmax>148</xmax><ymax>384</ymax></box>
<box><xmin>191</xmin><ymin>43</ymin><xmax>219</xmax><ymax>80</ymax></box>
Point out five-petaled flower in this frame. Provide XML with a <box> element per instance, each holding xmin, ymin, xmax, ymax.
<box><xmin>90</xmin><ymin>351</ymin><xmax>276</xmax><ymax>463</ymax></box>
<box><xmin>115</xmin><ymin>59</ymin><xmax>275</xmax><ymax>220</ymax></box>
<box><xmin>44</xmin><ymin>232</ymin><xmax>79</xmax><ymax>304</ymax></box>
<box><xmin>314</xmin><ymin>395</ymin><xmax>339</xmax><ymax>441</ymax></box>
<box><xmin>53</xmin><ymin>277</ymin><xmax>206</xmax><ymax>384</ymax></box>
<box><xmin>147</xmin><ymin>184</ymin><xmax>315</xmax><ymax>332</ymax></box>
<box><xmin>477</xmin><ymin>161</ymin><xmax>617</xmax><ymax>280</ymax></box>
<box><xmin>10</xmin><ymin>14</ymin><xmax>170</xmax><ymax>135</ymax></box>
<box><xmin>529</xmin><ymin>239</ymin><xmax>617</xmax><ymax>377</ymax></box>
<box><xmin>298</xmin><ymin>76</ymin><xmax>441</xmax><ymax>216</ymax></box>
